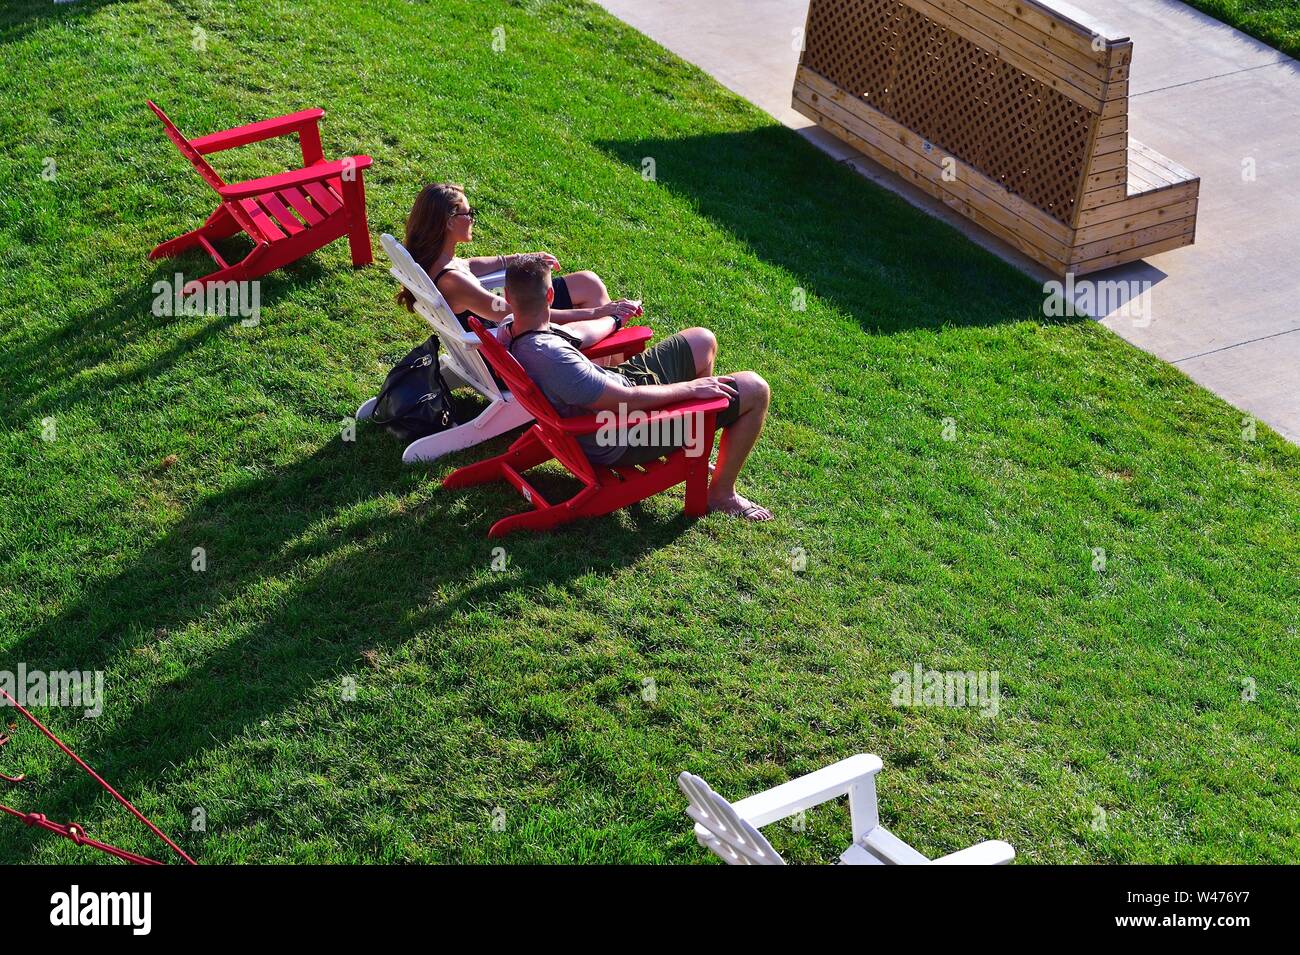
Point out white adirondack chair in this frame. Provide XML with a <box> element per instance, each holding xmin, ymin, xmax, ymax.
<box><xmin>356</xmin><ymin>233</ymin><xmax>531</xmax><ymax>463</ymax></box>
<box><xmin>678</xmin><ymin>754</ymin><xmax>1015</xmax><ymax>865</ymax></box>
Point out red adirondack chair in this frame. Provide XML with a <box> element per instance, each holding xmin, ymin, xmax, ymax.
<box><xmin>146</xmin><ymin>100</ymin><xmax>373</xmax><ymax>288</ymax></box>
<box><xmin>443</xmin><ymin>318</ymin><xmax>730</xmax><ymax>537</ymax></box>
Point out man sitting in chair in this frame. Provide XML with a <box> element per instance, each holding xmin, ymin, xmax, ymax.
<box><xmin>502</xmin><ymin>256</ymin><xmax>773</xmax><ymax>521</ymax></box>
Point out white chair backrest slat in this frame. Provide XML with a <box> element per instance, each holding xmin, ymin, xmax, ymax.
<box><xmin>676</xmin><ymin>772</ymin><xmax>785</xmax><ymax>866</ymax></box>
<box><xmin>380</xmin><ymin>233</ymin><xmax>502</xmax><ymax>401</ymax></box>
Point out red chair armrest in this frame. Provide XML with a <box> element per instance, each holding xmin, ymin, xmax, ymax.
<box><xmin>580</xmin><ymin>324</ymin><xmax>654</xmax><ymax>360</ymax></box>
<box><xmin>557</xmin><ymin>395</ymin><xmax>729</xmax><ymax>434</ymax></box>
<box><xmin>190</xmin><ymin>108</ymin><xmax>326</xmax><ymax>154</ymax></box>
<box><xmin>217</xmin><ymin>156</ymin><xmax>373</xmax><ymax>200</ymax></box>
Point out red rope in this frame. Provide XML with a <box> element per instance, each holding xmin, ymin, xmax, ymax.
<box><xmin>0</xmin><ymin>804</ymin><xmax>162</xmax><ymax>865</ymax></box>
<box><xmin>0</xmin><ymin>686</ymin><xmax>196</xmax><ymax>865</ymax></box>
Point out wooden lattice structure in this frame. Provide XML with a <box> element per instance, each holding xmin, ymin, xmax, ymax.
<box><xmin>793</xmin><ymin>0</ymin><xmax>1199</xmax><ymax>275</ymax></box>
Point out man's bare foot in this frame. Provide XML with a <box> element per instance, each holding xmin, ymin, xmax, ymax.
<box><xmin>707</xmin><ymin>491</ymin><xmax>773</xmax><ymax>521</ymax></box>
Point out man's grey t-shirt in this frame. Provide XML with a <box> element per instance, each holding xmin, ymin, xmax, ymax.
<box><xmin>507</xmin><ymin>329</ymin><xmax>630</xmax><ymax>466</ymax></box>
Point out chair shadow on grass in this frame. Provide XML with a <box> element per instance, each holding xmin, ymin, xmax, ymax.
<box><xmin>0</xmin><ymin>420</ymin><xmax>692</xmax><ymax>863</ymax></box>
<box><xmin>1</xmin><ymin>251</ymin><xmax>330</xmax><ymax>426</ymax></box>
<box><xmin>0</xmin><ymin>0</ymin><xmax>124</xmax><ymax>46</ymax></box>
<box><xmin>596</xmin><ymin>127</ymin><xmax>1066</xmax><ymax>334</ymax></box>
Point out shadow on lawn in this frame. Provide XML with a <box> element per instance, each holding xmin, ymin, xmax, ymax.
<box><xmin>1</xmin><ymin>426</ymin><xmax>692</xmax><ymax>862</ymax></box>
<box><xmin>1</xmin><ymin>253</ymin><xmax>330</xmax><ymax>425</ymax></box>
<box><xmin>0</xmin><ymin>0</ymin><xmax>125</xmax><ymax>45</ymax></box>
<box><xmin>597</xmin><ymin>127</ymin><xmax>1060</xmax><ymax>333</ymax></box>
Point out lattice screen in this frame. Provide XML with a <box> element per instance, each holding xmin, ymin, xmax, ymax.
<box><xmin>802</xmin><ymin>0</ymin><xmax>1095</xmax><ymax>223</ymax></box>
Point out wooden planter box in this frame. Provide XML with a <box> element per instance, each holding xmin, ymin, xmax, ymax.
<box><xmin>793</xmin><ymin>0</ymin><xmax>1198</xmax><ymax>275</ymax></box>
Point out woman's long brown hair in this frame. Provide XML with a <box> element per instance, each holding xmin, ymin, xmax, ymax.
<box><xmin>396</xmin><ymin>182</ymin><xmax>465</xmax><ymax>312</ymax></box>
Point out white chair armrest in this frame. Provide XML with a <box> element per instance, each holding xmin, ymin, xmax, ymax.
<box><xmin>731</xmin><ymin>754</ymin><xmax>882</xmax><ymax>829</ymax></box>
<box><xmin>455</xmin><ymin>318</ymin><xmax>515</xmax><ymax>347</ymax></box>
<box><xmin>931</xmin><ymin>840</ymin><xmax>1016</xmax><ymax>865</ymax></box>
<box><xmin>479</xmin><ymin>268</ymin><xmax>506</xmax><ymax>290</ymax></box>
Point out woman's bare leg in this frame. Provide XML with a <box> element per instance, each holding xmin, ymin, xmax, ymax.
<box><xmin>559</xmin><ymin>270</ymin><xmax>610</xmax><ymax>309</ymax></box>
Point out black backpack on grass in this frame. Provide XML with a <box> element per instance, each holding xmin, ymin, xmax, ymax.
<box><xmin>370</xmin><ymin>335</ymin><xmax>458</xmax><ymax>442</ymax></box>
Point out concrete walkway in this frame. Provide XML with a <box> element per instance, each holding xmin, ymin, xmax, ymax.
<box><xmin>596</xmin><ymin>0</ymin><xmax>1300</xmax><ymax>444</ymax></box>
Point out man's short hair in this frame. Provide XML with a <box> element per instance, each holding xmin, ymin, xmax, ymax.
<box><xmin>505</xmin><ymin>254</ymin><xmax>552</xmax><ymax>315</ymax></box>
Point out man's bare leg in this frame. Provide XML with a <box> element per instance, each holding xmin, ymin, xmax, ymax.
<box><xmin>707</xmin><ymin>371</ymin><xmax>772</xmax><ymax>521</ymax></box>
<box><xmin>682</xmin><ymin>327</ymin><xmax>717</xmax><ymax>376</ymax></box>
<box><xmin>673</xmin><ymin>329</ymin><xmax>771</xmax><ymax>518</ymax></box>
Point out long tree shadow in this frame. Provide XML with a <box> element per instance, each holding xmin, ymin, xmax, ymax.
<box><xmin>597</xmin><ymin>127</ymin><xmax>1061</xmax><ymax>334</ymax></box>
<box><xmin>0</xmin><ymin>426</ymin><xmax>694</xmax><ymax>862</ymax></box>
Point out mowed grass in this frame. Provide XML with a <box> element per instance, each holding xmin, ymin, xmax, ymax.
<box><xmin>1183</xmin><ymin>0</ymin><xmax>1300</xmax><ymax>59</ymax></box>
<box><xmin>0</xmin><ymin>0</ymin><xmax>1297</xmax><ymax>864</ymax></box>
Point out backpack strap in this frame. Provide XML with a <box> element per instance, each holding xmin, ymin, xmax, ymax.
<box><xmin>506</xmin><ymin>326</ymin><xmax>582</xmax><ymax>354</ymax></box>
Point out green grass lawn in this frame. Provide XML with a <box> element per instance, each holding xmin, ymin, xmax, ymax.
<box><xmin>1183</xmin><ymin>0</ymin><xmax>1300</xmax><ymax>59</ymax></box>
<box><xmin>1</xmin><ymin>0</ymin><xmax>1297</xmax><ymax>864</ymax></box>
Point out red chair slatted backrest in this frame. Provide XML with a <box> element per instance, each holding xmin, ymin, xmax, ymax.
<box><xmin>146</xmin><ymin>100</ymin><xmax>227</xmax><ymax>193</ymax></box>
<box><xmin>467</xmin><ymin>318</ymin><xmax>599</xmax><ymax>485</ymax></box>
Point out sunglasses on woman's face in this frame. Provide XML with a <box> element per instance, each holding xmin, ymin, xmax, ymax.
<box><xmin>451</xmin><ymin>206</ymin><xmax>478</xmax><ymax>220</ymax></box>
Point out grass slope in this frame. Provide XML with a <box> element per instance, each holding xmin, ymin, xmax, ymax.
<box><xmin>0</xmin><ymin>0</ymin><xmax>1297</xmax><ymax>863</ymax></box>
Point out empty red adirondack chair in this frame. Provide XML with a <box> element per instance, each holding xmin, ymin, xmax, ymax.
<box><xmin>443</xmin><ymin>318</ymin><xmax>730</xmax><ymax>537</ymax></box>
<box><xmin>147</xmin><ymin>100</ymin><xmax>373</xmax><ymax>287</ymax></box>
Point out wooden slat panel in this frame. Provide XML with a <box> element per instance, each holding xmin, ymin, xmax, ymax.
<box><xmin>1070</xmin><ymin>215</ymin><xmax>1195</xmax><ymax>263</ymax></box>
<box><xmin>1092</xmin><ymin>132</ymin><xmax>1128</xmax><ymax>157</ymax></box>
<box><xmin>920</xmin><ymin>0</ymin><xmax>1112</xmax><ymax>82</ymax></box>
<box><xmin>1127</xmin><ymin>160</ymin><xmax>1168</xmax><ymax>192</ymax></box>
<box><xmin>1089</xmin><ymin>148</ymin><xmax>1128</xmax><ymax>174</ymax></box>
<box><xmin>1073</xmin><ymin>197</ymin><xmax>1198</xmax><ymax>244</ymax></box>
<box><xmin>1129</xmin><ymin>138</ymin><xmax>1197</xmax><ymax>184</ymax></box>
<box><xmin>1073</xmin><ymin>229</ymin><xmax>1196</xmax><ymax>274</ymax></box>
<box><xmin>1100</xmin><ymin>96</ymin><xmax>1127</xmax><ymax>120</ymax></box>
<box><xmin>1096</xmin><ymin>114</ymin><xmax>1128</xmax><ymax>139</ymax></box>
<box><xmin>1084</xmin><ymin>166</ymin><xmax>1127</xmax><ymax>191</ymax></box>
<box><xmin>1075</xmin><ymin>180</ymin><xmax>1199</xmax><ymax>228</ymax></box>
<box><xmin>1080</xmin><ymin>183</ymin><xmax>1127</xmax><ymax>209</ymax></box>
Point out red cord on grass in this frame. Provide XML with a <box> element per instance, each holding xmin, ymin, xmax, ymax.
<box><xmin>0</xmin><ymin>686</ymin><xmax>195</xmax><ymax>865</ymax></box>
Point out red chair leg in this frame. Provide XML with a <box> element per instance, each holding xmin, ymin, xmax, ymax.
<box><xmin>684</xmin><ymin>454</ymin><xmax>709</xmax><ymax>517</ymax></box>
<box><xmin>340</xmin><ymin>171</ymin><xmax>373</xmax><ymax>267</ymax></box>
<box><xmin>488</xmin><ymin>485</ymin><xmax>603</xmax><ymax>538</ymax></box>
<box><xmin>150</xmin><ymin>206</ymin><xmax>240</xmax><ymax>260</ymax></box>
<box><xmin>684</xmin><ymin>413</ymin><xmax>718</xmax><ymax>517</ymax></box>
<box><xmin>442</xmin><ymin>428</ymin><xmax>552</xmax><ymax>489</ymax></box>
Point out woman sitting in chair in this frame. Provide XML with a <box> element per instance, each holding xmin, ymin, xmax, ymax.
<box><xmin>397</xmin><ymin>182</ymin><xmax>641</xmax><ymax>331</ymax></box>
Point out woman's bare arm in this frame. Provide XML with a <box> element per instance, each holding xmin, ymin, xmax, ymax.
<box><xmin>435</xmin><ymin>271</ymin><xmax>512</xmax><ymax>322</ymax></box>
